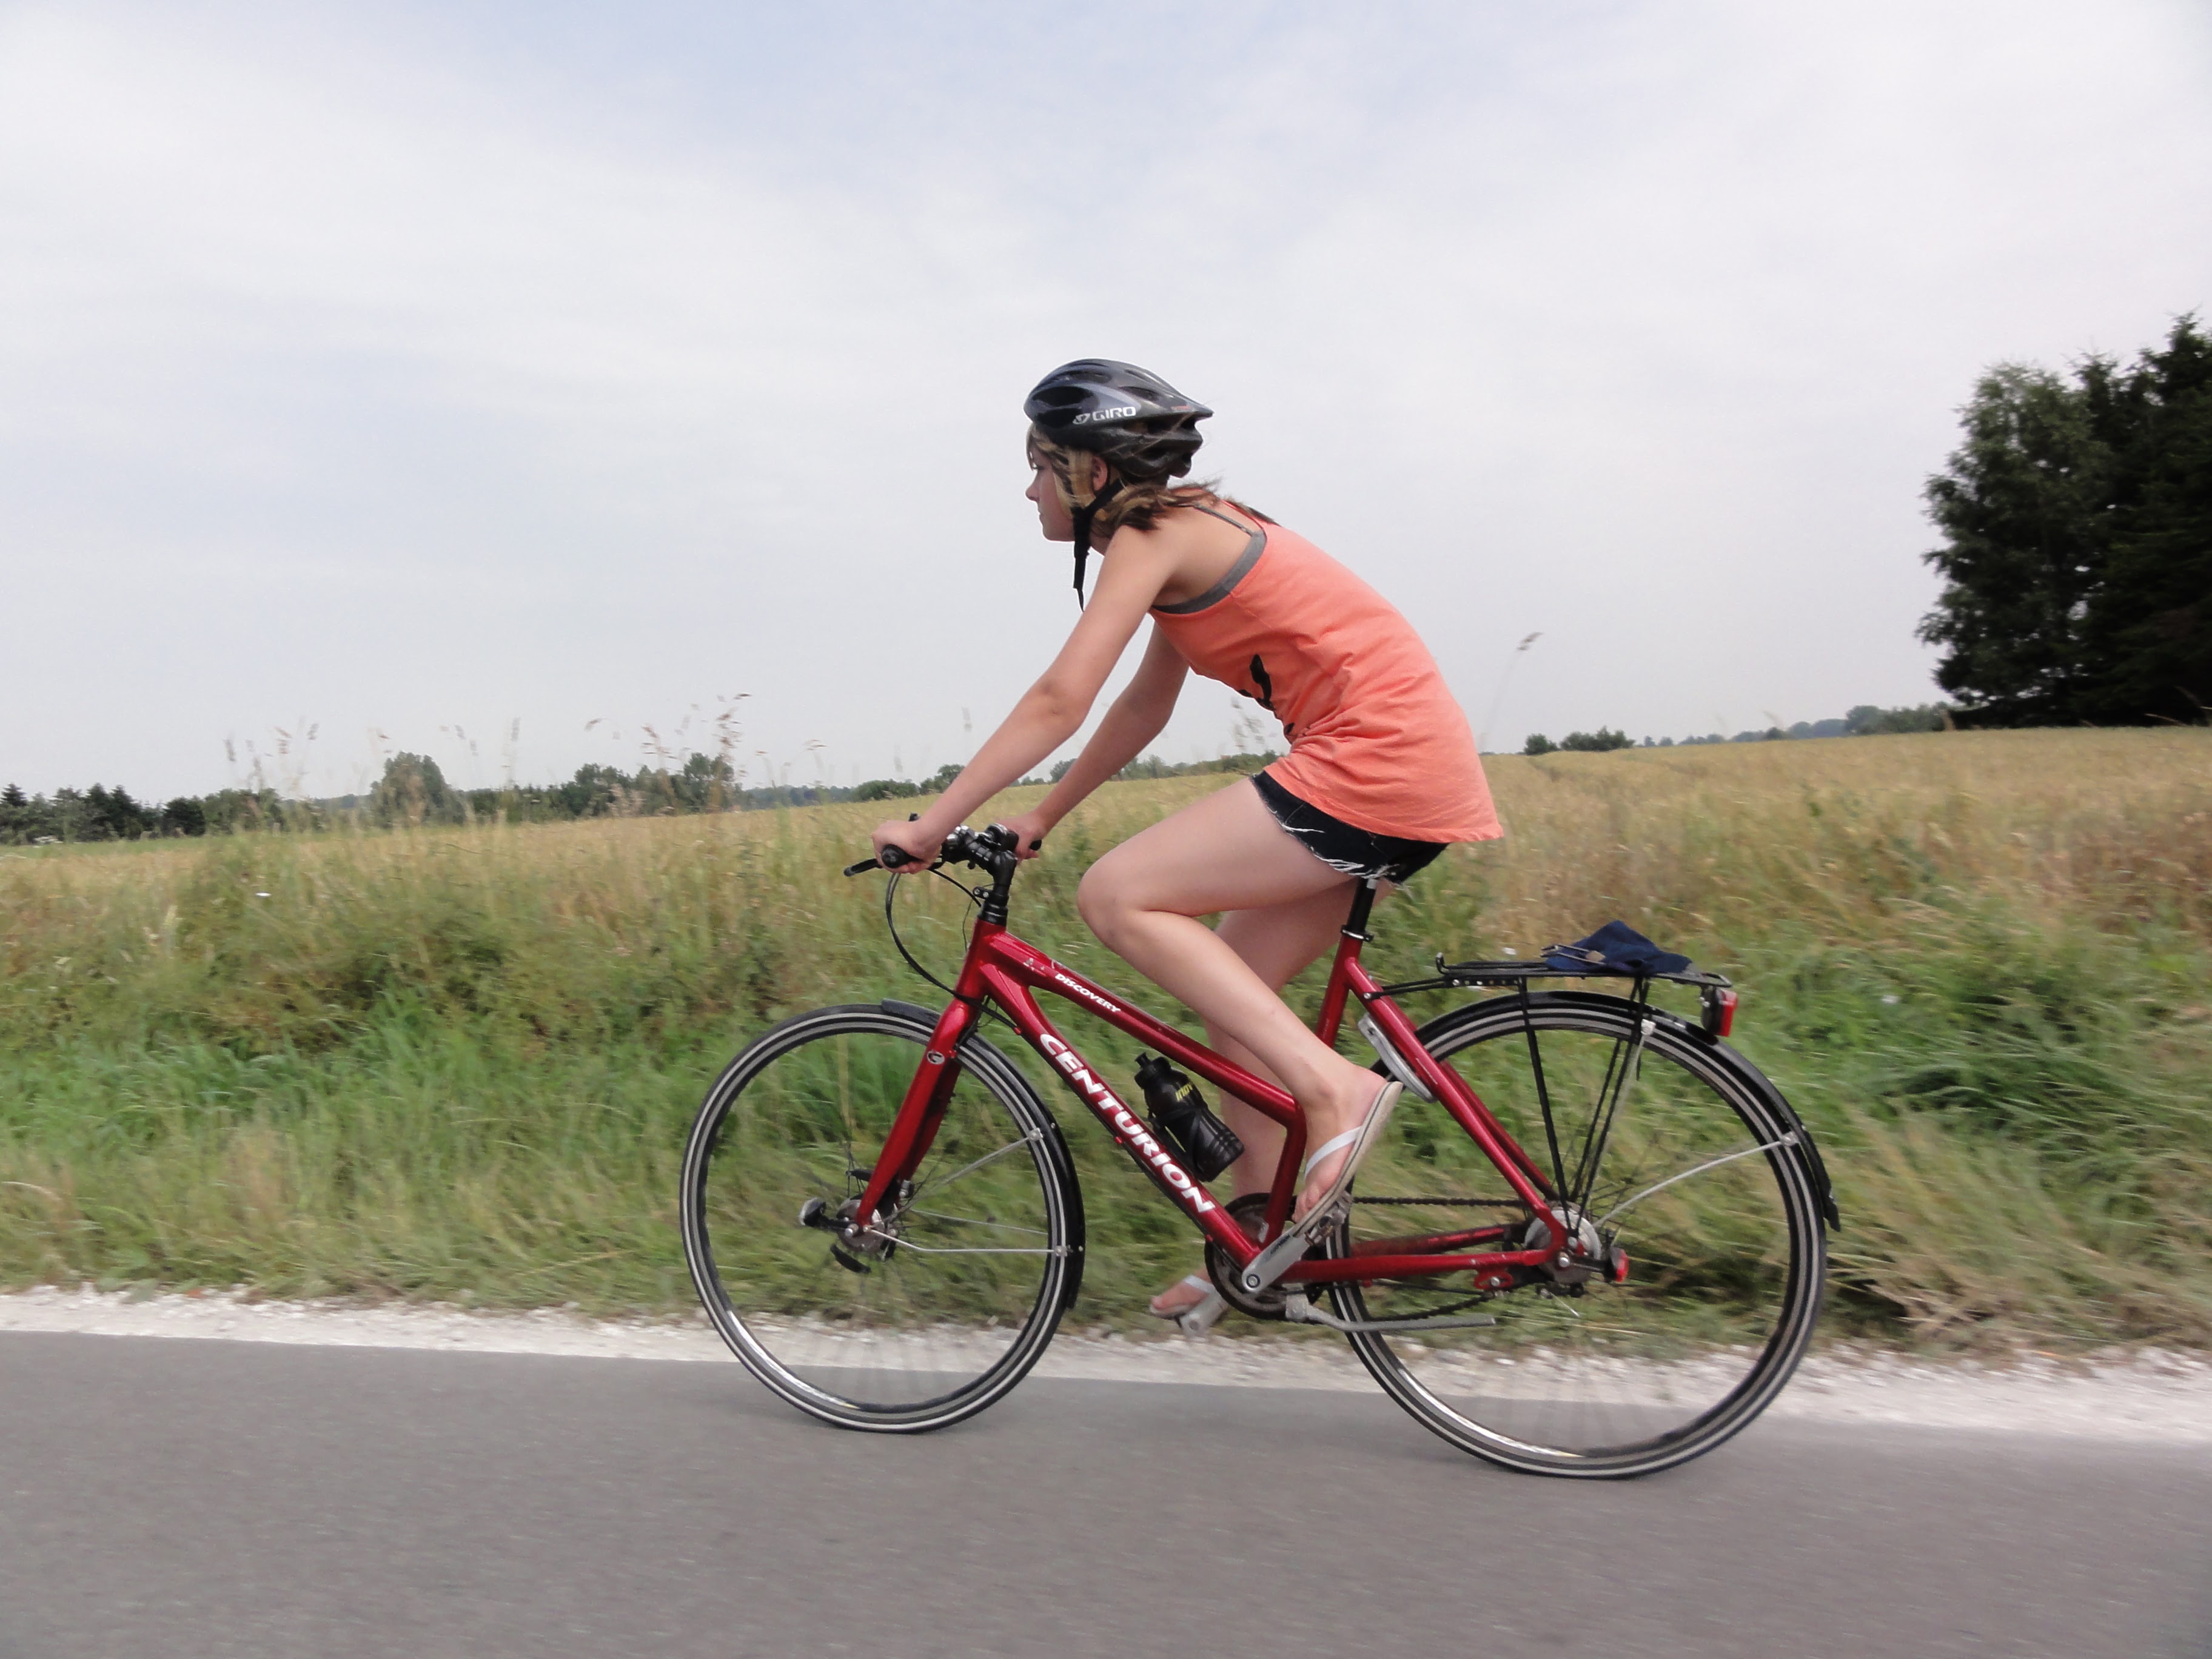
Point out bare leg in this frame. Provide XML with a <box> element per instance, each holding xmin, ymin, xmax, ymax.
<box><xmin>1202</xmin><ymin>885</ymin><xmax>1369</xmax><ymax>1194</ymax></box>
<box><xmin>1143</xmin><ymin>889</ymin><xmax>1356</xmax><ymax>1318</ymax></box>
<box><xmin>1078</xmin><ymin>780</ymin><xmax>1392</xmax><ymax>1218</ymax></box>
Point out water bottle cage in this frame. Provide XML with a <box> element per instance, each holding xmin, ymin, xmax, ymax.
<box><xmin>1149</xmin><ymin>1106</ymin><xmax>1242</xmax><ymax>1184</ymax></box>
<box><xmin>1134</xmin><ymin>1054</ymin><xmax>1244</xmax><ymax>1182</ymax></box>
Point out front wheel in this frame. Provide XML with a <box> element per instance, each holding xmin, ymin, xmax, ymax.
<box><xmin>1333</xmin><ymin>991</ymin><xmax>1827</xmax><ymax>1476</ymax></box>
<box><xmin>680</xmin><ymin>1004</ymin><xmax>1083</xmax><ymax>1432</ymax></box>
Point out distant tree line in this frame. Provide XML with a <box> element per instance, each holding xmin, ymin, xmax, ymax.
<box><xmin>1520</xmin><ymin>703</ymin><xmax>1948</xmax><ymax>757</ymax></box>
<box><xmin>0</xmin><ymin>782</ymin><xmax>297</xmax><ymax>845</ymax></box>
<box><xmin>0</xmin><ymin>749</ymin><xmax>1285</xmax><ymax>845</ymax></box>
<box><xmin>1099</xmin><ymin>750</ymin><xmax>1278</xmax><ymax>783</ymax></box>
<box><xmin>1920</xmin><ymin>316</ymin><xmax>2210</xmax><ymax>726</ymax></box>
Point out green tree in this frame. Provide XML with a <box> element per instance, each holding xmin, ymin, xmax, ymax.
<box><xmin>1919</xmin><ymin>364</ymin><xmax>2117</xmax><ymax>724</ymax></box>
<box><xmin>47</xmin><ymin>788</ymin><xmax>92</xmax><ymax>840</ymax></box>
<box><xmin>199</xmin><ymin>787</ymin><xmax>289</xmax><ymax>833</ymax></box>
<box><xmin>1845</xmin><ymin>703</ymin><xmax>1949</xmax><ymax>736</ymax></box>
<box><xmin>1560</xmin><ymin>728</ymin><xmax>1632</xmax><ymax>752</ymax></box>
<box><xmin>0</xmin><ymin>785</ymin><xmax>56</xmax><ymax>845</ymax></box>
<box><xmin>552</xmin><ymin>763</ymin><xmax>629</xmax><ymax>818</ymax></box>
<box><xmin>668</xmin><ymin>752</ymin><xmax>736</xmax><ymax>813</ymax></box>
<box><xmin>82</xmin><ymin>784</ymin><xmax>156</xmax><ymax>839</ymax></box>
<box><xmin>1920</xmin><ymin>317</ymin><xmax>2211</xmax><ymax>725</ymax></box>
<box><xmin>853</xmin><ymin>777</ymin><xmax>920</xmax><ymax>802</ymax></box>
<box><xmin>2079</xmin><ymin>320</ymin><xmax>2212</xmax><ymax>723</ymax></box>
<box><xmin>370</xmin><ymin>753</ymin><xmax>460</xmax><ymax>827</ymax></box>
<box><xmin>1521</xmin><ymin>734</ymin><xmax>1557</xmax><ymax>756</ymax></box>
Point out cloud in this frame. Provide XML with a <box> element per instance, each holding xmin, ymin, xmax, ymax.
<box><xmin>1</xmin><ymin>1</ymin><xmax>2207</xmax><ymax>797</ymax></box>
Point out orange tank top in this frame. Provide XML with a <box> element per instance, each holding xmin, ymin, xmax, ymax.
<box><xmin>1149</xmin><ymin>508</ymin><xmax>1501</xmax><ymax>845</ymax></box>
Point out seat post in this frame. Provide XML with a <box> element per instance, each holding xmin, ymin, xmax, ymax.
<box><xmin>1341</xmin><ymin>877</ymin><xmax>1379</xmax><ymax>939</ymax></box>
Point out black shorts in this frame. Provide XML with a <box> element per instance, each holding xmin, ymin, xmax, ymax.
<box><xmin>1252</xmin><ymin>771</ymin><xmax>1447</xmax><ymax>885</ymax></box>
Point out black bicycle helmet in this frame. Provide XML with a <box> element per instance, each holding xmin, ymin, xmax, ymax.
<box><xmin>1025</xmin><ymin>359</ymin><xmax>1212</xmax><ymax>480</ymax></box>
<box><xmin>1024</xmin><ymin>359</ymin><xmax>1213</xmax><ymax>606</ymax></box>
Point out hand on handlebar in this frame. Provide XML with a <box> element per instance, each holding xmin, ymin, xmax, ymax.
<box><xmin>846</xmin><ymin>822</ymin><xmax>1023</xmax><ymax>879</ymax></box>
<box><xmin>870</xmin><ymin>816</ymin><xmax>943</xmax><ymax>871</ymax></box>
<box><xmin>999</xmin><ymin>808</ymin><xmax>1051</xmax><ymax>861</ymax></box>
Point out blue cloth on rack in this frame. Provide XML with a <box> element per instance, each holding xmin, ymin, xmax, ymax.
<box><xmin>1544</xmin><ymin>920</ymin><xmax>1694</xmax><ymax>976</ymax></box>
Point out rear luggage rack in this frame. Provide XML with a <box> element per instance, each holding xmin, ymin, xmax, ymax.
<box><xmin>1379</xmin><ymin>953</ymin><xmax>1740</xmax><ymax>1038</ymax></box>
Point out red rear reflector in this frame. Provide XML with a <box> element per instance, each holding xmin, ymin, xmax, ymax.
<box><xmin>1702</xmin><ymin>987</ymin><xmax>1738</xmax><ymax>1038</ymax></box>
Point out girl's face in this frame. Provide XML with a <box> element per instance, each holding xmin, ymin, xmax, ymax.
<box><xmin>1025</xmin><ymin>451</ymin><xmax>1074</xmax><ymax>542</ymax></box>
<box><xmin>1025</xmin><ymin>447</ymin><xmax>1107</xmax><ymax>543</ymax></box>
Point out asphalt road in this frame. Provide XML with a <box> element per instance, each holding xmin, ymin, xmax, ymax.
<box><xmin>1</xmin><ymin>1333</ymin><xmax>2207</xmax><ymax>1659</ymax></box>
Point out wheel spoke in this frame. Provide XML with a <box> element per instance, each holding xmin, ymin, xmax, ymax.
<box><xmin>680</xmin><ymin>1008</ymin><xmax>1075</xmax><ymax>1432</ymax></box>
<box><xmin>1330</xmin><ymin>992</ymin><xmax>1824</xmax><ymax>1476</ymax></box>
<box><xmin>899</xmin><ymin>1128</ymin><xmax>1045</xmax><ymax>1209</ymax></box>
<box><xmin>904</xmin><ymin>1208</ymin><xmax>1051</xmax><ymax>1236</ymax></box>
<box><xmin>1593</xmin><ymin>1132</ymin><xmax>1800</xmax><ymax>1230</ymax></box>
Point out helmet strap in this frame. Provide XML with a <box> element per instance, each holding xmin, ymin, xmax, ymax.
<box><xmin>1068</xmin><ymin>474</ymin><xmax>1121</xmax><ymax>611</ymax></box>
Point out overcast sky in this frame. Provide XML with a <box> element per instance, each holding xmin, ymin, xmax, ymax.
<box><xmin>4</xmin><ymin>0</ymin><xmax>2209</xmax><ymax>801</ymax></box>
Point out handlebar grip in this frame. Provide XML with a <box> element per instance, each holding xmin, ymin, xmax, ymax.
<box><xmin>846</xmin><ymin>845</ymin><xmax>920</xmax><ymax>876</ymax></box>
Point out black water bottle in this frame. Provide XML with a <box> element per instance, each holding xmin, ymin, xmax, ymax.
<box><xmin>1134</xmin><ymin>1054</ymin><xmax>1244</xmax><ymax>1181</ymax></box>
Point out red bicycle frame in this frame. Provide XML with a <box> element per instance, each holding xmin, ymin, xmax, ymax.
<box><xmin>854</xmin><ymin>885</ymin><xmax>1576</xmax><ymax>1292</ymax></box>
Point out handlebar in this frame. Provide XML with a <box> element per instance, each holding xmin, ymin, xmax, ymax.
<box><xmin>843</xmin><ymin>823</ymin><xmax>1019</xmax><ymax>881</ymax></box>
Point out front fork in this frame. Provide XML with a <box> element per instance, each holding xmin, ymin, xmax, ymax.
<box><xmin>845</xmin><ymin>1000</ymin><xmax>978</xmax><ymax>1252</ymax></box>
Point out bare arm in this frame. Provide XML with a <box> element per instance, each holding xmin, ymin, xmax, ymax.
<box><xmin>875</xmin><ymin>526</ymin><xmax>1177</xmax><ymax>862</ymax></box>
<box><xmin>1025</xmin><ymin>625</ymin><xmax>1189</xmax><ymax>834</ymax></box>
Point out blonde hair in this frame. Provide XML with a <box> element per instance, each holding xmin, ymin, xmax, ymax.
<box><xmin>1026</xmin><ymin>427</ymin><xmax>1272</xmax><ymax>540</ymax></box>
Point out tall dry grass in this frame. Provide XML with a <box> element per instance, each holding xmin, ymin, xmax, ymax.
<box><xmin>2</xmin><ymin>728</ymin><xmax>2207</xmax><ymax>1345</ymax></box>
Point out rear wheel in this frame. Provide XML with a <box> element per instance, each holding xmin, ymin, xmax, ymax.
<box><xmin>680</xmin><ymin>1004</ymin><xmax>1082</xmax><ymax>1432</ymax></box>
<box><xmin>1332</xmin><ymin>992</ymin><xmax>1825</xmax><ymax>1476</ymax></box>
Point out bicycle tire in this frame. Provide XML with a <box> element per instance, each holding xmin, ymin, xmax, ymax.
<box><xmin>1332</xmin><ymin>991</ymin><xmax>1826</xmax><ymax>1477</ymax></box>
<box><xmin>680</xmin><ymin>1002</ymin><xmax>1083</xmax><ymax>1432</ymax></box>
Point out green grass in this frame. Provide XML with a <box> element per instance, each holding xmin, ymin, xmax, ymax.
<box><xmin>3</xmin><ymin>728</ymin><xmax>2208</xmax><ymax>1348</ymax></box>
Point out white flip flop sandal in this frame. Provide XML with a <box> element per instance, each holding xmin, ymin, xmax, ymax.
<box><xmin>1147</xmin><ymin>1273</ymin><xmax>1227</xmax><ymax>1335</ymax></box>
<box><xmin>1237</xmin><ymin>1082</ymin><xmax>1407</xmax><ymax>1299</ymax></box>
<box><xmin>1147</xmin><ymin>1274</ymin><xmax>1212</xmax><ymax>1318</ymax></box>
<box><xmin>1296</xmin><ymin>1080</ymin><xmax>1403</xmax><ymax>1224</ymax></box>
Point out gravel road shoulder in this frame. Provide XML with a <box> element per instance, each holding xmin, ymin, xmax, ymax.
<box><xmin>5</xmin><ymin>1285</ymin><xmax>2208</xmax><ymax>1444</ymax></box>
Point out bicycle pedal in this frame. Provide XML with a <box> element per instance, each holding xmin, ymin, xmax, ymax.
<box><xmin>1175</xmin><ymin>1292</ymin><xmax>1229</xmax><ymax>1336</ymax></box>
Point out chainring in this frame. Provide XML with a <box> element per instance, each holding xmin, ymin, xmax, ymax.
<box><xmin>1204</xmin><ymin>1192</ymin><xmax>1340</xmax><ymax>1320</ymax></box>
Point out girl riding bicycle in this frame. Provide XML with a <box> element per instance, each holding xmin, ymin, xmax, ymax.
<box><xmin>871</xmin><ymin>359</ymin><xmax>1500</xmax><ymax>1324</ymax></box>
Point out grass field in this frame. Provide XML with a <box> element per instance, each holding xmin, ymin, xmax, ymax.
<box><xmin>3</xmin><ymin>728</ymin><xmax>2208</xmax><ymax>1349</ymax></box>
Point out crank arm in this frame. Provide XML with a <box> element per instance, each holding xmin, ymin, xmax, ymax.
<box><xmin>1238</xmin><ymin>1206</ymin><xmax>1335</xmax><ymax>1295</ymax></box>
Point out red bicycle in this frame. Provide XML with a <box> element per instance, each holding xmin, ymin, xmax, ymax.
<box><xmin>680</xmin><ymin>823</ymin><xmax>1834</xmax><ymax>1477</ymax></box>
